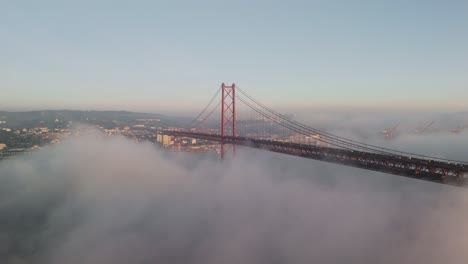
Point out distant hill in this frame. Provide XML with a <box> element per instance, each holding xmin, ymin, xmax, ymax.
<box><xmin>0</xmin><ymin>110</ymin><xmax>169</xmax><ymax>129</ymax></box>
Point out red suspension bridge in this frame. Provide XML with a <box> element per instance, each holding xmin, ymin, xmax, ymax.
<box><xmin>161</xmin><ymin>83</ymin><xmax>468</xmax><ymax>187</ymax></box>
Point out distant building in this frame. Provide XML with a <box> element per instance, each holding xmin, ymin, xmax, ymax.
<box><xmin>33</xmin><ymin>127</ymin><xmax>49</xmax><ymax>133</ymax></box>
<box><xmin>162</xmin><ymin>135</ymin><xmax>173</xmax><ymax>146</ymax></box>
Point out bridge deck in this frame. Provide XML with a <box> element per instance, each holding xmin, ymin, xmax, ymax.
<box><xmin>162</xmin><ymin>130</ymin><xmax>468</xmax><ymax>187</ymax></box>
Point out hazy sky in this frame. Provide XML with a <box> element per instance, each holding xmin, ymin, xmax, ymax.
<box><xmin>2</xmin><ymin>0</ymin><xmax>467</xmax><ymax>113</ymax></box>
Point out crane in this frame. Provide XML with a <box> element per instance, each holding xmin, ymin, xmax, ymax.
<box><xmin>380</xmin><ymin>123</ymin><xmax>399</xmax><ymax>140</ymax></box>
<box><xmin>451</xmin><ymin>124</ymin><xmax>468</xmax><ymax>134</ymax></box>
<box><xmin>415</xmin><ymin>121</ymin><xmax>434</xmax><ymax>134</ymax></box>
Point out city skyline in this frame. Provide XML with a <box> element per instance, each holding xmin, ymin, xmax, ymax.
<box><xmin>2</xmin><ymin>0</ymin><xmax>468</xmax><ymax>113</ymax></box>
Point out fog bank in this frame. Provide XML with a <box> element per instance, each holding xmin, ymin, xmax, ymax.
<box><xmin>0</xmin><ymin>133</ymin><xmax>467</xmax><ymax>264</ymax></box>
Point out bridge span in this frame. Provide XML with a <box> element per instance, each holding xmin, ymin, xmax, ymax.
<box><xmin>162</xmin><ymin>130</ymin><xmax>468</xmax><ymax>187</ymax></box>
<box><xmin>161</xmin><ymin>83</ymin><xmax>468</xmax><ymax>188</ymax></box>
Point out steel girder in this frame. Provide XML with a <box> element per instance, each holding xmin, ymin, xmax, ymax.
<box><xmin>162</xmin><ymin>131</ymin><xmax>468</xmax><ymax>187</ymax></box>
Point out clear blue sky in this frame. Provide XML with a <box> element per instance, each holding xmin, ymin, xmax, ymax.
<box><xmin>2</xmin><ymin>0</ymin><xmax>467</xmax><ymax>114</ymax></box>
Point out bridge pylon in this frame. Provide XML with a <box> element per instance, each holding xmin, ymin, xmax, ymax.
<box><xmin>221</xmin><ymin>83</ymin><xmax>236</xmax><ymax>159</ymax></box>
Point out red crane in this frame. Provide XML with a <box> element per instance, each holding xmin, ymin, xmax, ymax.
<box><xmin>451</xmin><ymin>124</ymin><xmax>468</xmax><ymax>134</ymax></box>
<box><xmin>380</xmin><ymin>123</ymin><xmax>399</xmax><ymax>140</ymax></box>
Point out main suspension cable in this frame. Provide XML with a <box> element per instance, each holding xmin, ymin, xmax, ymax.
<box><xmin>236</xmin><ymin>87</ymin><xmax>468</xmax><ymax>164</ymax></box>
<box><xmin>187</xmin><ymin>88</ymin><xmax>221</xmax><ymax>128</ymax></box>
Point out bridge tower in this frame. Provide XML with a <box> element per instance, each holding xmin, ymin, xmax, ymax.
<box><xmin>221</xmin><ymin>83</ymin><xmax>236</xmax><ymax>159</ymax></box>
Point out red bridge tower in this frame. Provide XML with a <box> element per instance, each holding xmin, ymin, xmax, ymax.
<box><xmin>221</xmin><ymin>83</ymin><xmax>236</xmax><ymax>159</ymax></box>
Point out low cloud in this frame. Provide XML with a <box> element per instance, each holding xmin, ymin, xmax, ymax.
<box><xmin>0</xmin><ymin>131</ymin><xmax>467</xmax><ymax>264</ymax></box>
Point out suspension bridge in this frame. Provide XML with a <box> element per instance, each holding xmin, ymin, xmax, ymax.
<box><xmin>160</xmin><ymin>83</ymin><xmax>468</xmax><ymax>187</ymax></box>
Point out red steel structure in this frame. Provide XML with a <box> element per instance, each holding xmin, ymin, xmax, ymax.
<box><xmin>221</xmin><ymin>83</ymin><xmax>236</xmax><ymax>159</ymax></box>
<box><xmin>160</xmin><ymin>83</ymin><xmax>468</xmax><ymax>187</ymax></box>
